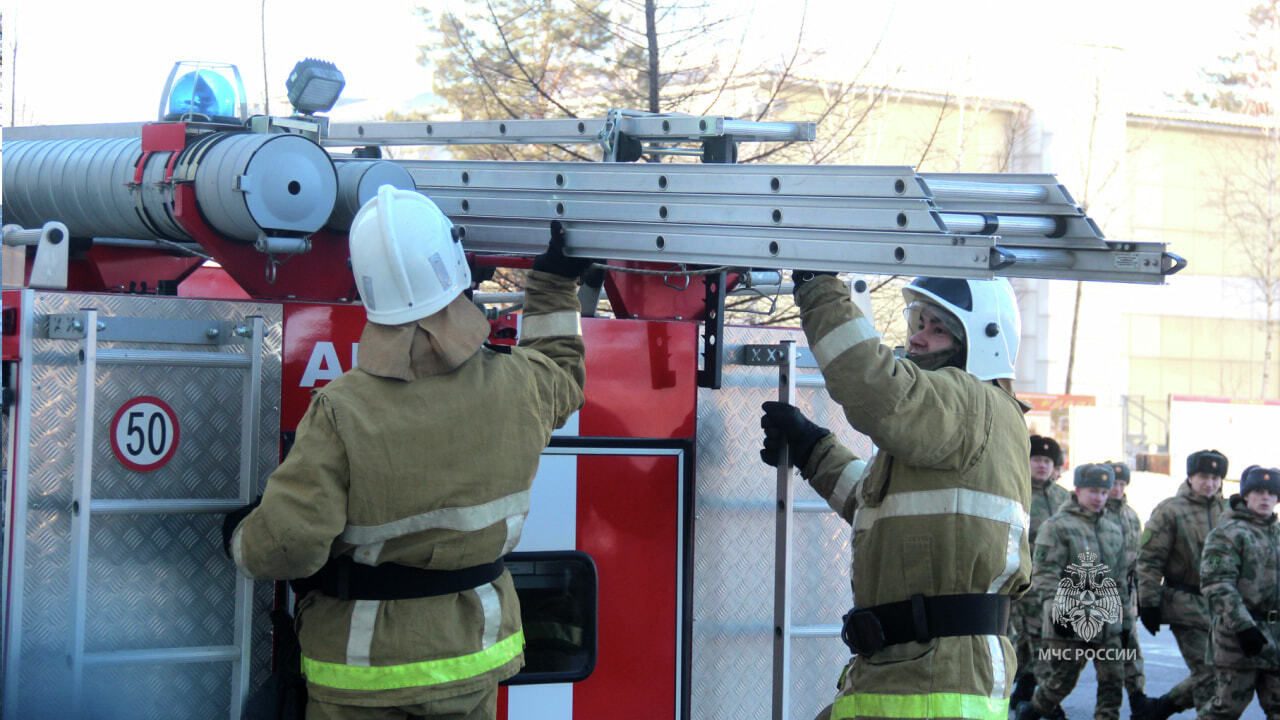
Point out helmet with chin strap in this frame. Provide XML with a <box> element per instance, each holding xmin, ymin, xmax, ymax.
<box><xmin>901</xmin><ymin>277</ymin><xmax>1021</xmax><ymax>381</ymax></box>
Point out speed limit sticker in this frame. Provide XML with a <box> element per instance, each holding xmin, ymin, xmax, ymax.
<box><xmin>110</xmin><ymin>396</ymin><xmax>180</xmax><ymax>472</ymax></box>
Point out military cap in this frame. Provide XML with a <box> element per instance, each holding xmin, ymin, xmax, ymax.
<box><xmin>1073</xmin><ymin>463</ymin><xmax>1114</xmax><ymax>489</ymax></box>
<box><xmin>1030</xmin><ymin>435</ymin><xmax>1063</xmax><ymax>466</ymax></box>
<box><xmin>1240</xmin><ymin>465</ymin><xmax>1280</xmax><ymax>496</ymax></box>
<box><xmin>1187</xmin><ymin>449</ymin><xmax>1228</xmax><ymax>478</ymax></box>
<box><xmin>1106</xmin><ymin>461</ymin><xmax>1130</xmax><ymax>484</ymax></box>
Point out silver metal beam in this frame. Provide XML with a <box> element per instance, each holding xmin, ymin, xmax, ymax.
<box><xmin>69</xmin><ymin>310</ymin><xmax>101</xmax><ymax>716</ymax></box>
<box><xmin>91</xmin><ymin>499</ymin><xmax>252</xmax><ymax>514</ymax></box>
<box><xmin>406</xmin><ymin>160</ymin><xmax>923</xmax><ymax>198</ymax></box>
<box><xmin>95</xmin><ymin>349</ymin><xmax>253</xmax><ymax>368</ymax></box>
<box><xmin>323</xmin><ymin>114</ymin><xmax>815</xmax><ymax>147</ymax></box>
<box><xmin>773</xmin><ymin>341</ymin><xmax>798</xmax><ymax>720</ymax></box>
<box><xmin>791</xmin><ymin>625</ymin><xmax>842</xmax><ymax>639</ymax></box>
<box><xmin>83</xmin><ymin>646</ymin><xmax>241</xmax><ymax>667</ymax></box>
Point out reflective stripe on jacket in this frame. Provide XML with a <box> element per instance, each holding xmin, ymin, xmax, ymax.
<box><xmin>232</xmin><ymin>270</ymin><xmax>585</xmax><ymax>705</ymax></box>
<box><xmin>796</xmin><ymin>275</ymin><xmax>1031</xmax><ymax>718</ymax></box>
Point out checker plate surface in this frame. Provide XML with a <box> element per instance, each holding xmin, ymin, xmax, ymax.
<box><xmin>7</xmin><ymin>292</ymin><xmax>282</xmax><ymax>719</ymax></box>
<box><xmin>692</xmin><ymin>325</ymin><xmax>874</xmax><ymax>720</ymax></box>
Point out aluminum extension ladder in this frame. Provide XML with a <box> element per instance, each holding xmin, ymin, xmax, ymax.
<box><xmin>319</xmin><ymin>112</ymin><xmax>1182</xmax><ymax>285</ymax></box>
<box><xmin>2</xmin><ymin>295</ymin><xmax>267</xmax><ymax>719</ymax></box>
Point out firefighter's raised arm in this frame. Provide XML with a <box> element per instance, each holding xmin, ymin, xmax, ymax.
<box><xmin>791</xmin><ymin>273</ymin><xmax>1022</xmax><ymax>469</ymax></box>
<box><xmin>518</xmin><ymin>224</ymin><xmax>592</xmax><ymax>428</ymax></box>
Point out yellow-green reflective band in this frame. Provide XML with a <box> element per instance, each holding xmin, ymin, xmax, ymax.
<box><xmin>301</xmin><ymin>631</ymin><xmax>524</xmax><ymax>691</ymax></box>
<box><xmin>832</xmin><ymin>692</ymin><xmax>1008</xmax><ymax>720</ymax></box>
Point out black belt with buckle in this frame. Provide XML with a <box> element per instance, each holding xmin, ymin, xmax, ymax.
<box><xmin>1165</xmin><ymin>581</ymin><xmax>1201</xmax><ymax>596</ymax></box>
<box><xmin>840</xmin><ymin>593</ymin><xmax>1011</xmax><ymax>657</ymax></box>
<box><xmin>291</xmin><ymin>555</ymin><xmax>506</xmax><ymax>601</ymax></box>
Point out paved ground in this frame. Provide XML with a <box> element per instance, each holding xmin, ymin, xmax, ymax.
<box><xmin>1053</xmin><ymin>627</ymin><xmax>1264</xmax><ymax>718</ymax></box>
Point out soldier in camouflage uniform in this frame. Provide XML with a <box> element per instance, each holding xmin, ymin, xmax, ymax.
<box><xmin>1199</xmin><ymin>465</ymin><xmax>1280</xmax><ymax>719</ymax></box>
<box><xmin>1010</xmin><ymin>436</ymin><xmax>1073</xmax><ymax>707</ymax></box>
<box><xmin>1137</xmin><ymin>449</ymin><xmax>1230</xmax><ymax>720</ymax></box>
<box><xmin>1104</xmin><ymin>461</ymin><xmax>1149</xmax><ymax>717</ymax></box>
<box><xmin>1015</xmin><ymin>463</ymin><xmax>1130</xmax><ymax>720</ymax></box>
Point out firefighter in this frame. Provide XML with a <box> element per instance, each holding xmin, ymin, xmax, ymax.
<box><xmin>1199</xmin><ymin>465</ymin><xmax>1280</xmax><ymax>719</ymax></box>
<box><xmin>1136</xmin><ymin>449</ymin><xmax>1230</xmax><ymax>720</ymax></box>
<box><xmin>1010</xmin><ymin>435</ymin><xmax>1072</xmax><ymax>707</ymax></box>
<box><xmin>760</xmin><ymin>273</ymin><xmax>1031</xmax><ymax>720</ymax></box>
<box><xmin>221</xmin><ymin>187</ymin><xmax>589</xmax><ymax>720</ymax></box>
<box><xmin>1016</xmin><ymin>463</ymin><xmax>1129</xmax><ymax>720</ymax></box>
<box><xmin>1104</xmin><ymin>460</ymin><xmax>1150</xmax><ymax>717</ymax></box>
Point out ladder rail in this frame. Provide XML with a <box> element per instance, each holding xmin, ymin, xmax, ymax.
<box><xmin>323</xmin><ymin>113</ymin><xmax>816</xmax><ymax>148</ymax></box>
<box><xmin>772</xmin><ymin>340</ymin><xmax>799</xmax><ymax>720</ymax></box>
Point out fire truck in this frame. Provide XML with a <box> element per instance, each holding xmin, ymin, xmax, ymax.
<box><xmin>0</xmin><ymin>61</ymin><xmax>1181</xmax><ymax>720</ymax></box>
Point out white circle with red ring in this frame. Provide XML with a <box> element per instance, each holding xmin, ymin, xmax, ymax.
<box><xmin>110</xmin><ymin>396</ymin><xmax>180</xmax><ymax>472</ymax></box>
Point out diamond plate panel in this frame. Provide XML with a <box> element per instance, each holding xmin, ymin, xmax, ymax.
<box><xmin>91</xmin><ymin>363</ymin><xmax>248</xmax><ymax>500</ymax></box>
<box><xmin>10</xmin><ymin>292</ymin><xmax>282</xmax><ymax>718</ymax></box>
<box><xmin>693</xmin><ymin>325</ymin><xmax>873</xmax><ymax>720</ymax></box>
<box><xmin>84</xmin><ymin>661</ymin><xmax>234</xmax><ymax>720</ymax></box>
<box><xmin>87</xmin><ymin>514</ymin><xmax>237</xmax><ymax>651</ymax></box>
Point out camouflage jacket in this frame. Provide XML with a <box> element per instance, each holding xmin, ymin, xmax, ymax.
<box><xmin>1030</xmin><ymin>479</ymin><xmax>1071</xmax><ymax>545</ymax></box>
<box><xmin>1201</xmin><ymin>495</ymin><xmax>1280</xmax><ymax>669</ymax></box>
<box><xmin>1106</xmin><ymin>496</ymin><xmax>1141</xmax><ymax>619</ymax></box>
<box><xmin>1137</xmin><ymin>481</ymin><xmax>1228</xmax><ymax>627</ymax></box>
<box><xmin>1033</xmin><ymin>494</ymin><xmax>1132</xmax><ymax>642</ymax></box>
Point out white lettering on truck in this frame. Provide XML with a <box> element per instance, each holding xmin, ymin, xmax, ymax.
<box><xmin>300</xmin><ymin>342</ymin><xmax>360</xmax><ymax>387</ymax></box>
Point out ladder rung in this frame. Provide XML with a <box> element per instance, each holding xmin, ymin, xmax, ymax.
<box><xmin>90</xmin><ymin>499</ymin><xmax>250</xmax><ymax>515</ymax></box>
<box><xmin>96</xmin><ymin>349</ymin><xmax>252</xmax><ymax>368</ymax></box>
<box><xmin>83</xmin><ymin>645</ymin><xmax>240</xmax><ymax>667</ymax></box>
<box><xmin>791</xmin><ymin>624</ymin><xmax>842</xmax><ymax>638</ymax></box>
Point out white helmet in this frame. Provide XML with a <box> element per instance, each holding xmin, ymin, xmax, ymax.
<box><xmin>349</xmin><ymin>185</ymin><xmax>470</xmax><ymax>325</ymax></box>
<box><xmin>901</xmin><ymin>277</ymin><xmax>1020</xmax><ymax>381</ymax></box>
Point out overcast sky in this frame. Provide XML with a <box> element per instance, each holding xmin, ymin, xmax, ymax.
<box><xmin>0</xmin><ymin>0</ymin><xmax>1261</xmax><ymax>127</ymax></box>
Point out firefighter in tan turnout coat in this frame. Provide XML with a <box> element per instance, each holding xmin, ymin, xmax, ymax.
<box><xmin>761</xmin><ymin>274</ymin><xmax>1030</xmax><ymax>720</ymax></box>
<box><xmin>1136</xmin><ymin>449</ymin><xmax>1230</xmax><ymax>720</ymax></box>
<box><xmin>222</xmin><ymin>187</ymin><xmax>588</xmax><ymax>719</ymax></box>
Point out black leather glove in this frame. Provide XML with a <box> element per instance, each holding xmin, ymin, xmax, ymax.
<box><xmin>532</xmin><ymin>221</ymin><xmax>594</xmax><ymax>278</ymax></box>
<box><xmin>760</xmin><ymin>401</ymin><xmax>831</xmax><ymax>470</ymax></box>
<box><xmin>1051</xmin><ymin>621</ymin><xmax>1076</xmax><ymax>640</ymax></box>
<box><xmin>791</xmin><ymin>270</ymin><xmax>837</xmax><ymax>290</ymax></box>
<box><xmin>222</xmin><ymin>497</ymin><xmax>262</xmax><ymax>559</ymax></box>
<box><xmin>1139</xmin><ymin>605</ymin><xmax>1161</xmax><ymax>636</ymax></box>
<box><xmin>1237</xmin><ymin>626</ymin><xmax>1268</xmax><ymax>657</ymax></box>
